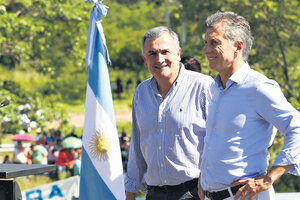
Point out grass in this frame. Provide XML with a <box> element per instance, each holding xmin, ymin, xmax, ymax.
<box><xmin>117</xmin><ymin>121</ymin><xmax>132</xmax><ymax>136</ymax></box>
<box><xmin>58</xmin><ymin>102</ymin><xmax>85</xmax><ymax>114</ymax></box>
<box><xmin>0</xmin><ymin>133</ymin><xmax>15</xmax><ymax>144</ymax></box>
<box><xmin>113</xmin><ymin>97</ymin><xmax>132</xmax><ymax>114</ymax></box>
<box><xmin>16</xmin><ymin>172</ymin><xmax>71</xmax><ymax>191</ymax></box>
<box><xmin>16</xmin><ymin>175</ymin><xmax>53</xmax><ymax>191</ymax></box>
<box><xmin>0</xmin><ymin>68</ymin><xmax>50</xmax><ymax>92</ymax></box>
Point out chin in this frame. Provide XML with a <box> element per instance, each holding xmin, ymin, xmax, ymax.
<box><xmin>208</xmin><ymin>64</ymin><xmax>217</xmax><ymax>70</ymax></box>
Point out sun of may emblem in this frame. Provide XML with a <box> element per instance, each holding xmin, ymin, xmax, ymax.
<box><xmin>89</xmin><ymin>129</ymin><xmax>112</xmax><ymax>161</ymax></box>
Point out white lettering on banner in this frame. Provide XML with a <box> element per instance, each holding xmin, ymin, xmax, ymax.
<box><xmin>22</xmin><ymin>175</ymin><xmax>80</xmax><ymax>200</ymax></box>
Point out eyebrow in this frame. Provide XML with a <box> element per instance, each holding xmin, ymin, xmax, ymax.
<box><xmin>147</xmin><ymin>50</ymin><xmax>157</xmax><ymax>54</ymax></box>
<box><xmin>211</xmin><ymin>38</ymin><xmax>220</xmax><ymax>43</ymax></box>
<box><xmin>204</xmin><ymin>37</ymin><xmax>221</xmax><ymax>43</ymax></box>
<box><xmin>147</xmin><ymin>48</ymin><xmax>170</xmax><ymax>54</ymax></box>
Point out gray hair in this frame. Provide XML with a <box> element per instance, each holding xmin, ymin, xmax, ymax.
<box><xmin>141</xmin><ymin>26</ymin><xmax>180</xmax><ymax>55</ymax></box>
<box><xmin>205</xmin><ymin>11</ymin><xmax>253</xmax><ymax>61</ymax></box>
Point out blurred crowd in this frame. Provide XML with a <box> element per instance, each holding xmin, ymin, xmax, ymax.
<box><xmin>120</xmin><ymin>130</ymin><xmax>130</xmax><ymax>173</ymax></box>
<box><xmin>3</xmin><ymin>128</ymin><xmax>82</xmax><ymax>180</ymax></box>
<box><xmin>2</xmin><ymin>129</ymin><xmax>131</xmax><ymax>179</ymax></box>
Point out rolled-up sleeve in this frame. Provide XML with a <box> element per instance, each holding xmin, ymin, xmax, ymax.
<box><xmin>256</xmin><ymin>81</ymin><xmax>300</xmax><ymax>175</ymax></box>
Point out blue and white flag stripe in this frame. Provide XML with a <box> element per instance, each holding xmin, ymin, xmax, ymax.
<box><xmin>85</xmin><ymin>1</ymin><xmax>111</xmax><ymax>69</ymax></box>
<box><xmin>79</xmin><ymin>1</ymin><xmax>125</xmax><ymax>199</ymax></box>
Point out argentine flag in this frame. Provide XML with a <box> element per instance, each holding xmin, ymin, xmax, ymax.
<box><xmin>79</xmin><ymin>1</ymin><xmax>125</xmax><ymax>199</ymax></box>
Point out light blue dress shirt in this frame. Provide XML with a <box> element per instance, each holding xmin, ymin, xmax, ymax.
<box><xmin>200</xmin><ymin>63</ymin><xmax>300</xmax><ymax>190</ymax></box>
<box><xmin>125</xmin><ymin>66</ymin><xmax>213</xmax><ymax>193</ymax></box>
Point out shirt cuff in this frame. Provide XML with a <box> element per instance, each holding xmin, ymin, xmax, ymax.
<box><xmin>273</xmin><ymin>148</ymin><xmax>300</xmax><ymax>176</ymax></box>
<box><xmin>124</xmin><ymin>173</ymin><xmax>143</xmax><ymax>193</ymax></box>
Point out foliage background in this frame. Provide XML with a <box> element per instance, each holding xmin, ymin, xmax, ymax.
<box><xmin>0</xmin><ymin>0</ymin><xmax>299</xmax><ymax>192</ymax></box>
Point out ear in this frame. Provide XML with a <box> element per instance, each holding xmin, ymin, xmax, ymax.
<box><xmin>142</xmin><ymin>56</ymin><xmax>148</xmax><ymax>68</ymax></box>
<box><xmin>234</xmin><ymin>41</ymin><xmax>244</xmax><ymax>54</ymax></box>
<box><xmin>177</xmin><ymin>48</ymin><xmax>182</xmax><ymax>61</ymax></box>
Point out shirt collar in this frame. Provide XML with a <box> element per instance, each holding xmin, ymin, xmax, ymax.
<box><xmin>215</xmin><ymin>62</ymin><xmax>250</xmax><ymax>88</ymax></box>
<box><xmin>229</xmin><ymin>62</ymin><xmax>250</xmax><ymax>84</ymax></box>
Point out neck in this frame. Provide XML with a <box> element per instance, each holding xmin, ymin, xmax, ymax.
<box><xmin>158</xmin><ymin>84</ymin><xmax>171</xmax><ymax>98</ymax></box>
<box><xmin>220</xmin><ymin>59</ymin><xmax>245</xmax><ymax>88</ymax></box>
<box><xmin>157</xmin><ymin>66</ymin><xmax>181</xmax><ymax>98</ymax></box>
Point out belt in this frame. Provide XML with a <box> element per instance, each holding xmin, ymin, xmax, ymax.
<box><xmin>148</xmin><ymin>178</ymin><xmax>198</xmax><ymax>192</ymax></box>
<box><xmin>204</xmin><ymin>184</ymin><xmax>244</xmax><ymax>200</ymax></box>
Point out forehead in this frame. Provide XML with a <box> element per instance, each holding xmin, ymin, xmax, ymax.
<box><xmin>204</xmin><ymin>23</ymin><xmax>227</xmax><ymax>40</ymax></box>
<box><xmin>144</xmin><ymin>32</ymin><xmax>176</xmax><ymax>50</ymax></box>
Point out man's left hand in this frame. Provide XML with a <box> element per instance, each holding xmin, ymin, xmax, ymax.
<box><xmin>231</xmin><ymin>174</ymin><xmax>272</xmax><ymax>200</ymax></box>
<box><xmin>231</xmin><ymin>165</ymin><xmax>292</xmax><ymax>200</ymax></box>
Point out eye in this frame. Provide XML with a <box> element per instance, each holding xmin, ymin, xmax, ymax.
<box><xmin>148</xmin><ymin>51</ymin><xmax>157</xmax><ymax>56</ymax></box>
<box><xmin>211</xmin><ymin>40</ymin><xmax>219</xmax><ymax>46</ymax></box>
<box><xmin>161</xmin><ymin>50</ymin><xmax>169</xmax><ymax>55</ymax></box>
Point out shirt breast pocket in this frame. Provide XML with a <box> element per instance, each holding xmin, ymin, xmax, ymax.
<box><xmin>165</xmin><ymin>107</ymin><xmax>188</xmax><ymax>130</ymax></box>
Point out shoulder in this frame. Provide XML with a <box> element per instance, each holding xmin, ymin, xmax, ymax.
<box><xmin>243</xmin><ymin>69</ymin><xmax>282</xmax><ymax>101</ymax></box>
<box><xmin>135</xmin><ymin>78</ymin><xmax>151</xmax><ymax>91</ymax></box>
<box><xmin>245</xmin><ymin>69</ymin><xmax>279</xmax><ymax>90</ymax></box>
<box><xmin>184</xmin><ymin>70</ymin><xmax>214</xmax><ymax>88</ymax></box>
<box><xmin>133</xmin><ymin>78</ymin><xmax>152</xmax><ymax>101</ymax></box>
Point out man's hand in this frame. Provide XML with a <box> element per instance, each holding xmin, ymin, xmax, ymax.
<box><xmin>231</xmin><ymin>175</ymin><xmax>272</xmax><ymax>200</ymax></box>
<box><xmin>126</xmin><ymin>191</ymin><xmax>136</xmax><ymax>200</ymax></box>
<box><xmin>198</xmin><ymin>175</ymin><xmax>205</xmax><ymax>200</ymax></box>
<box><xmin>231</xmin><ymin>165</ymin><xmax>292</xmax><ymax>200</ymax></box>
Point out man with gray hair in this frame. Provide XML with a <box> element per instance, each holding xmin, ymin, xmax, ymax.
<box><xmin>125</xmin><ymin>26</ymin><xmax>213</xmax><ymax>199</ymax></box>
<box><xmin>198</xmin><ymin>11</ymin><xmax>300</xmax><ymax>200</ymax></box>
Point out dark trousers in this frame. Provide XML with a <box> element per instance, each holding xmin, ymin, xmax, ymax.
<box><xmin>146</xmin><ymin>179</ymin><xmax>199</xmax><ymax>200</ymax></box>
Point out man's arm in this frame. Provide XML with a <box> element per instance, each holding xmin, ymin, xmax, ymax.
<box><xmin>125</xmin><ymin>92</ymin><xmax>147</xmax><ymax>196</ymax></box>
<box><xmin>231</xmin><ymin>165</ymin><xmax>292</xmax><ymax>200</ymax></box>
<box><xmin>256</xmin><ymin>82</ymin><xmax>300</xmax><ymax>175</ymax></box>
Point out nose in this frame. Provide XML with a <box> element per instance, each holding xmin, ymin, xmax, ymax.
<box><xmin>203</xmin><ymin>44</ymin><xmax>210</xmax><ymax>55</ymax></box>
<box><xmin>157</xmin><ymin>53</ymin><xmax>165</xmax><ymax>63</ymax></box>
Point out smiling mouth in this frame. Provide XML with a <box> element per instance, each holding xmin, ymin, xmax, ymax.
<box><xmin>155</xmin><ymin>65</ymin><xmax>168</xmax><ymax>69</ymax></box>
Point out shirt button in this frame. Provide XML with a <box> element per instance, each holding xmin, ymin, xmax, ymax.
<box><xmin>160</xmin><ymin>129</ymin><xmax>163</xmax><ymax>133</ymax></box>
<box><xmin>164</xmin><ymin>180</ymin><xmax>167</xmax><ymax>183</ymax></box>
<box><xmin>159</xmin><ymin>146</ymin><xmax>162</xmax><ymax>150</ymax></box>
<box><xmin>161</xmin><ymin>164</ymin><xmax>163</xmax><ymax>167</ymax></box>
